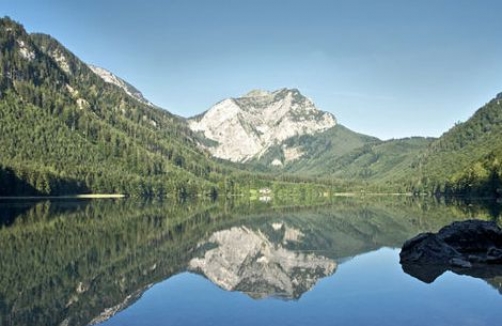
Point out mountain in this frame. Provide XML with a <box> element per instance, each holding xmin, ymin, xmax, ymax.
<box><xmin>253</xmin><ymin>124</ymin><xmax>381</xmax><ymax>172</ymax></box>
<box><xmin>250</xmin><ymin>91</ymin><xmax>502</xmax><ymax>196</ymax></box>
<box><xmin>188</xmin><ymin>88</ymin><xmax>337</xmax><ymax>163</ymax></box>
<box><xmin>416</xmin><ymin>93</ymin><xmax>502</xmax><ymax>196</ymax></box>
<box><xmin>87</xmin><ymin>64</ymin><xmax>155</xmax><ymax>107</ymax></box>
<box><xmin>0</xmin><ymin>17</ymin><xmax>226</xmax><ymax>198</ymax></box>
<box><xmin>187</xmin><ymin>87</ymin><xmax>438</xmax><ymax>183</ymax></box>
<box><xmin>1</xmin><ymin>16</ymin><xmax>499</xmax><ymax>198</ymax></box>
<box><xmin>325</xmin><ymin>92</ymin><xmax>502</xmax><ymax>195</ymax></box>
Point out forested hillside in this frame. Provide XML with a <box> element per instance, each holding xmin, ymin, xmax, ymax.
<box><xmin>1</xmin><ymin>16</ymin><xmax>500</xmax><ymax>199</ymax></box>
<box><xmin>276</xmin><ymin>93</ymin><xmax>502</xmax><ymax>199</ymax></box>
<box><xmin>315</xmin><ymin>93</ymin><xmax>502</xmax><ymax>198</ymax></box>
<box><xmin>0</xmin><ymin>17</ymin><xmax>227</xmax><ymax>198</ymax></box>
<box><xmin>328</xmin><ymin>137</ymin><xmax>433</xmax><ymax>188</ymax></box>
<box><xmin>250</xmin><ymin>124</ymin><xmax>379</xmax><ymax>173</ymax></box>
<box><xmin>249</xmin><ymin>124</ymin><xmax>432</xmax><ymax>192</ymax></box>
<box><xmin>417</xmin><ymin>93</ymin><xmax>502</xmax><ymax>197</ymax></box>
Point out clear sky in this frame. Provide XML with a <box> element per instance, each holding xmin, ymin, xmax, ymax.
<box><xmin>3</xmin><ymin>0</ymin><xmax>502</xmax><ymax>140</ymax></box>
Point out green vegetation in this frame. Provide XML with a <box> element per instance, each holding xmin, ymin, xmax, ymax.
<box><xmin>0</xmin><ymin>17</ymin><xmax>234</xmax><ymax>199</ymax></box>
<box><xmin>253</xmin><ymin>133</ymin><xmax>433</xmax><ymax>194</ymax></box>
<box><xmin>0</xmin><ymin>17</ymin><xmax>360</xmax><ymax>200</ymax></box>
<box><xmin>0</xmin><ymin>199</ymin><xmax>226</xmax><ymax>326</ymax></box>
<box><xmin>261</xmin><ymin>95</ymin><xmax>502</xmax><ymax>200</ymax></box>
<box><xmin>417</xmin><ymin>94</ymin><xmax>502</xmax><ymax>198</ymax></box>
<box><xmin>2</xmin><ymin>13</ymin><xmax>502</xmax><ymax>326</ymax></box>
<box><xmin>250</xmin><ymin>124</ymin><xmax>378</xmax><ymax>172</ymax></box>
<box><xmin>1</xmin><ymin>16</ymin><xmax>501</xmax><ymax>200</ymax></box>
<box><xmin>327</xmin><ymin>137</ymin><xmax>433</xmax><ymax>187</ymax></box>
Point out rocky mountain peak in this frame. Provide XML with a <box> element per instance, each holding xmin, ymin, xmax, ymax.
<box><xmin>188</xmin><ymin>88</ymin><xmax>337</xmax><ymax>162</ymax></box>
<box><xmin>234</xmin><ymin>88</ymin><xmax>313</xmax><ymax>114</ymax></box>
<box><xmin>189</xmin><ymin>225</ymin><xmax>336</xmax><ymax>299</ymax></box>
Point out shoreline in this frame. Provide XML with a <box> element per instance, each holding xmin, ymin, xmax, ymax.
<box><xmin>0</xmin><ymin>194</ymin><xmax>125</xmax><ymax>200</ymax></box>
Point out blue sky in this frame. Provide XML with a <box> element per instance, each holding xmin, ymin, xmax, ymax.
<box><xmin>3</xmin><ymin>0</ymin><xmax>502</xmax><ymax>139</ymax></box>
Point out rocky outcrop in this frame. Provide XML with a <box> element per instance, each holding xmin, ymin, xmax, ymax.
<box><xmin>400</xmin><ymin>220</ymin><xmax>502</xmax><ymax>282</ymax></box>
<box><xmin>88</xmin><ymin>64</ymin><xmax>155</xmax><ymax>107</ymax></box>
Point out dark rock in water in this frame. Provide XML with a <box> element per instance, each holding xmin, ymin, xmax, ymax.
<box><xmin>400</xmin><ymin>232</ymin><xmax>464</xmax><ymax>265</ymax></box>
<box><xmin>401</xmin><ymin>260</ymin><xmax>502</xmax><ymax>284</ymax></box>
<box><xmin>400</xmin><ymin>219</ymin><xmax>502</xmax><ymax>266</ymax></box>
<box><xmin>400</xmin><ymin>219</ymin><xmax>502</xmax><ymax>283</ymax></box>
<box><xmin>449</xmin><ymin>257</ymin><xmax>472</xmax><ymax>268</ymax></box>
<box><xmin>486</xmin><ymin>247</ymin><xmax>502</xmax><ymax>263</ymax></box>
<box><xmin>437</xmin><ymin>220</ymin><xmax>502</xmax><ymax>253</ymax></box>
<box><xmin>400</xmin><ymin>263</ymin><xmax>448</xmax><ymax>284</ymax></box>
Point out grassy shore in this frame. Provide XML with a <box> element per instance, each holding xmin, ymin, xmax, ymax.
<box><xmin>0</xmin><ymin>194</ymin><xmax>125</xmax><ymax>200</ymax></box>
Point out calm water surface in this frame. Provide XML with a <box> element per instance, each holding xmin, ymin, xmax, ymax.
<box><xmin>103</xmin><ymin>249</ymin><xmax>502</xmax><ymax>326</ymax></box>
<box><xmin>1</xmin><ymin>198</ymin><xmax>501</xmax><ymax>326</ymax></box>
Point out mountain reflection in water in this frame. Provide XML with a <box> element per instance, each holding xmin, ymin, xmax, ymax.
<box><xmin>0</xmin><ymin>198</ymin><xmax>501</xmax><ymax>326</ymax></box>
<box><xmin>189</xmin><ymin>225</ymin><xmax>336</xmax><ymax>299</ymax></box>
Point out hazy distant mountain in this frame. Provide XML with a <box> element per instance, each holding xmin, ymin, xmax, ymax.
<box><xmin>188</xmin><ymin>88</ymin><xmax>337</xmax><ymax>163</ymax></box>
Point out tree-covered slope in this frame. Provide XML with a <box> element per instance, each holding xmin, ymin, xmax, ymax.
<box><xmin>250</xmin><ymin>124</ymin><xmax>378</xmax><ymax>173</ymax></box>
<box><xmin>327</xmin><ymin>137</ymin><xmax>433</xmax><ymax>187</ymax></box>
<box><xmin>318</xmin><ymin>92</ymin><xmax>502</xmax><ymax>196</ymax></box>
<box><xmin>250</xmin><ymin>124</ymin><xmax>432</xmax><ymax>192</ymax></box>
<box><xmin>266</xmin><ymin>91</ymin><xmax>502</xmax><ymax>198</ymax></box>
<box><xmin>1</xmin><ymin>16</ymin><xmax>499</xmax><ymax>198</ymax></box>
<box><xmin>0</xmin><ymin>17</ymin><xmax>224</xmax><ymax>198</ymax></box>
<box><xmin>417</xmin><ymin>93</ymin><xmax>502</xmax><ymax>197</ymax></box>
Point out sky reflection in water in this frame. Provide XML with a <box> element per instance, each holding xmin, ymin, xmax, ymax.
<box><xmin>103</xmin><ymin>248</ymin><xmax>502</xmax><ymax>326</ymax></box>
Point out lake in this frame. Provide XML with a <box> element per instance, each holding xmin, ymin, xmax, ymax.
<box><xmin>1</xmin><ymin>198</ymin><xmax>501</xmax><ymax>326</ymax></box>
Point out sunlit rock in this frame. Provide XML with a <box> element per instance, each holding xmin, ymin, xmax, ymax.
<box><xmin>188</xmin><ymin>88</ymin><xmax>336</xmax><ymax>162</ymax></box>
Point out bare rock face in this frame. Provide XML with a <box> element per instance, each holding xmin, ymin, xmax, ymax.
<box><xmin>188</xmin><ymin>225</ymin><xmax>336</xmax><ymax>299</ymax></box>
<box><xmin>188</xmin><ymin>88</ymin><xmax>337</xmax><ymax>162</ymax></box>
<box><xmin>400</xmin><ymin>220</ymin><xmax>502</xmax><ymax>283</ymax></box>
